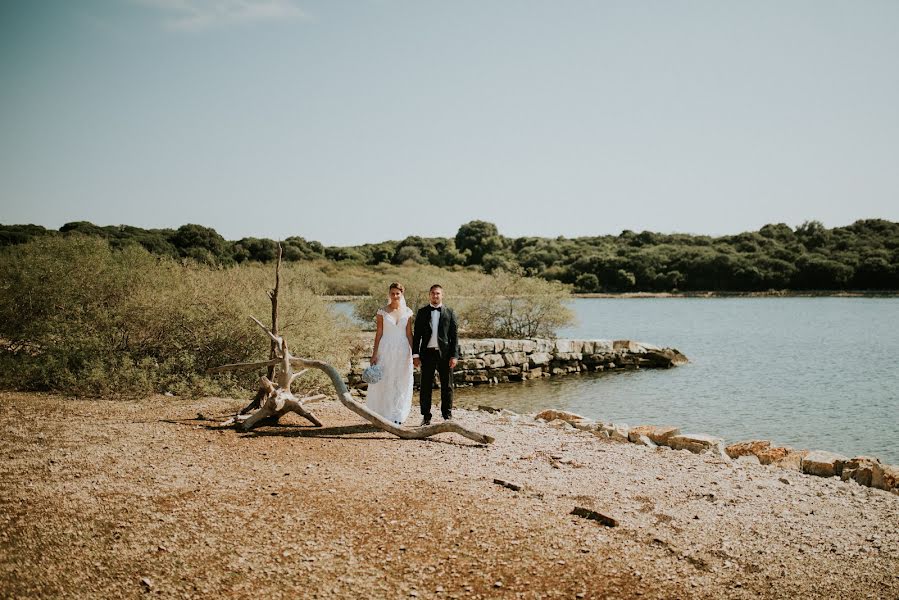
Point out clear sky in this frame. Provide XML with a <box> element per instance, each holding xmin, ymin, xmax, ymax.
<box><xmin>1</xmin><ymin>1</ymin><xmax>897</xmax><ymax>245</ymax></box>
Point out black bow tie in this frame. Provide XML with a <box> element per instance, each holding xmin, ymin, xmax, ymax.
<box><xmin>430</xmin><ymin>306</ymin><xmax>442</xmax><ymax>312</ymax></box>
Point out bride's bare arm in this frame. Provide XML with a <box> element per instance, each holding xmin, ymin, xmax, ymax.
<box><xmin>372</xmin><ymin>313</ymin><xmax>384</xmax><ymax>365</ymax></box>
<box><xmin>406</xmin><ymin>316</ymin><xmax>413</xmax><ymax>351</ymax></box>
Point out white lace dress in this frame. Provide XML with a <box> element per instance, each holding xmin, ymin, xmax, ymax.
<box><xmin>366</xmin><ymin>307</ymin><xmax>414</xmax><ymax>424</ymax></box>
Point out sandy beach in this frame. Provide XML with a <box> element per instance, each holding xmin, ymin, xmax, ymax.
<box><xmin>1</xmin><ymin>393</ymin><xmax>897</xmax><ymax>599</ymax></box>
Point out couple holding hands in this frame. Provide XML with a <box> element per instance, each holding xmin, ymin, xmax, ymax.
<box><xmin>367</xmin><ymin>283</ymin><xmax>459</xmax><ymax>427</ymax></box>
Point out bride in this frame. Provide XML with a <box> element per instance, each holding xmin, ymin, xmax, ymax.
<box><xmin>367</xmin><ymin>282</ymin><xmax>414</xmax><ymax>425</ymax></box>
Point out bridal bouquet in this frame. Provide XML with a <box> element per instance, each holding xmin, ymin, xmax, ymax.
<box><xmin>361</xmin><ymin>364</ymin><xmax>383</xmax><ymax>384</ymax></box>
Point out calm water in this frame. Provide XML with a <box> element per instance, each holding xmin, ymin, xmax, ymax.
<box><xmin>334</xmin><ymin>298</ymin><xmax>899</xmax><ymax>462</ymax></box>
<box><xmin>457</xmin><ymin>298</ymin><xmax>899</xmax><ymax>463</ymax></box>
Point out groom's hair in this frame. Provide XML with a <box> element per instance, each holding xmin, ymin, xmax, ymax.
<box><xmin>429</xmin><ymin>284</ymin><xmax>443</xmax><ymax>292</ymax></box>
<box><xmin>389</xmin><ymin>282</ymin><xmax>405</xmax><ymax>292</ymax></box>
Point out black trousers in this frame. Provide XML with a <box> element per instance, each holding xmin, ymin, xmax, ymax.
<box><xmin>419</xmin><ymin>348</ymin><xmax>453</xmax><ymax>419</ymax></box>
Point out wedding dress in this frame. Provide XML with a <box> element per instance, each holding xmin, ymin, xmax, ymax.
<box><xmin>366</xmin><ymin>306</ymin><xmax>414</xmax><ymax>424</ymax></box>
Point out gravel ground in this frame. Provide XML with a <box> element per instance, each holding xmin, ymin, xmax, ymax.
<box><xmin>1</xmin><ymin>392</ymin><xmax>897</xmax><ymax>599</ymax></box>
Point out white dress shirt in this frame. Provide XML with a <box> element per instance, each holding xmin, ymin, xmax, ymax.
<box><xmin>427</xmin><ymin>304</ymin><xmax>442</xmax><ymax>349</ymax></box>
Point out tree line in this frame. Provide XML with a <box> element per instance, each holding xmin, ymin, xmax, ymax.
<box><xmin>2</xmin><ymin>218</ymin><xmax>897</xmax><ymax>291</ymax></box>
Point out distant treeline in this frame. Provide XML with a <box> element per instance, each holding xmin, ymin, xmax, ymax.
<box><xmin>2</xmin><ymin>218</ymin><xmax>898</xmax><ymax>292</ymax></box>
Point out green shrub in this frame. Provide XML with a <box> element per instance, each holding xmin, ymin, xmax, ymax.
<box><xmin>351</xmin><ymin>265</ymin><xmax>573</xmax><ymax>338</ymax></box>
<box><xmin>0</xmin><ymin>236</ymin><xmax>353</xmax><ymax>397</ymax></box>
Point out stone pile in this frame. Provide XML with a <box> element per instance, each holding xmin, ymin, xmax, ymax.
<box><xmin>347</xmin><ymin>337</ymin><xmax>688</xmax><ymax>389</ymax></box>
<box><xmin>532</xmin><ymin>409</ymin><xmax>899</xmax><ymax>496</ymax></box>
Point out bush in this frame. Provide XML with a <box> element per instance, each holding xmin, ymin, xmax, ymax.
<box><xmin>351</xmin><ymin>265</ymin><xmax>573</xmax><ymax>338</ymax></box>
<box><xmin>0</xmin><ymin>236</ymin><xmax>354</xmax><ymax>397</ymax></box>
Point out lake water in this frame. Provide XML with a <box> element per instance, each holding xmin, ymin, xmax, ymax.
<box><xmin>334</xmin><ymin>298</ymin><xmax>898</xmax><ymax>463</ymax></box>
<box><xmin>456</xmin><ymin>297</ymin><xmax>899</xmax><ymax>463</ymax></box>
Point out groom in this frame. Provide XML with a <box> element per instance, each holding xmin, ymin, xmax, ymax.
<box><xmin>412</xmin><ymin>284</ymin><xmax>460</xmax><ymax>426</ymax></box>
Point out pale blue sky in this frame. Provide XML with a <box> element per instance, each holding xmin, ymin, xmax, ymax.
<box><xmin>1</xmin><ymin>1</ymin><xmax>897</xmax><ymax>245</ymax></box>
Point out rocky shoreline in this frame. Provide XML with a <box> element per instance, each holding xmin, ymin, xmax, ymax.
<box><xmin>527</xmin><ymin>409</ymin><xmax>899</xmax><ymax>497</ymax></box>
<box><xmin>2</xmin><ymin>393</ymin><xmax>896</xmax><ymax>598</ymax></box>
<box><xmin>348</xmin><ymin>337</ymin><xmax>688</xmax><ymax>389</ymax></box>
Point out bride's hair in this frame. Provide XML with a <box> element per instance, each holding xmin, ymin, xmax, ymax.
<box><xmin>388</xmin><ymin>282</ymin><xmax>405</xmax><ymax>293</ymax></box>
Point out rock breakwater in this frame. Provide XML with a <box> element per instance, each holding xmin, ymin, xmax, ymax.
<box><xmin>348</xmin><ymin>337</ymin><xmax>688</xmax><ymax>388</ymax></box>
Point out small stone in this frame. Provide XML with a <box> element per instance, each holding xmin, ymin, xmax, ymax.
<box><xmin>494</xmin><ymin>581</ymin><xmax>503</xmax><ymax>588</ymax></box>
<box><xmin>140</xmin><ymin>577</ymin><xmax>153</xmax><ymax>590</ymax></box>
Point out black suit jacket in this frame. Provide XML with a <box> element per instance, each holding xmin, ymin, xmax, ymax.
<box><xmin>412</xmin><ymin>305</ymin><xmax>460</xmax><ymax>360</ymax></box>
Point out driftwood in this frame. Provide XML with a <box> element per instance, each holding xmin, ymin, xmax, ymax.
<box><xmin>239</xmin><ymin>244</ymin><xmax>284</xmax><ymax>415</ymax></box>
<box><xmin>209</xmin><ymin>317</ymin><xmax>495</xmax><ymax>444</ymax></box>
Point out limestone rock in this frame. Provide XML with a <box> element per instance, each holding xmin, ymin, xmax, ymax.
<box><xmin>554</xmin><ymin>339</ymin><xmax>575</xmax><ymax>353</ymax></box>
<box><xmin>666</xmin><ymin>434</ymin><xmax>728</xmax><ymax>458</ymax></box>
<box><xmin>460</xmin><ymin>340</ymin><xmax>495</xmax><ymax>355</ymax></box>
<box><xmin>535</xmin><ymin>409</ymin><xmax>586</xmax><ymax>423</ymax></box>
<box><xmin>553</xmin><ymin>352</ymin><xmax>583</xmax><ymax>361</ymax></box>
<box><xmin>801</xmin><ymin>451</ymin><xmax>848</xmax><ymax>478</ymax></box>
<box><xmin>502</xmin><ymin>340</ymin><xmax>525</xmax><ymax>352</ymax></box>
<box><xmin>592</xmin><ymin>340</ymin><xmax>614</xmax><ymax>353</ymax></box>
<box><xmin>725</xmin><ymin>440</ymin><xmax>793</xmax><ymax>465</ymax></box>
<box><xmin>634</xmin><ymin>434</ymin><xmax>657</xmax><ymax>448</ymax></box>
<box><xmin>628</xmin><ymin>425</ymin><xmax>681</xmax><ymax>446</ymax></box>
<box><xmin>735</xmin><ymin>454</ymin><xmax>761</xmax><ymax>465</ymax></box>
<box><xmin>458</xmin><ymin>358</ymin><xmax>485</xmax><ymax>370</ymax></box>
<box><xmin>520</xmin><ymin>340</ymin><xmax>537</xmax><ymax>353</ymax></box>
<box><xmin>596</xmin><ymin>422</ymin><xmax>630</xmax><ymax>443</ymax></box>
<box><xmin>502</xmin><ymin>352</ymin><xmax>528</xmax><ymax>367</ymax></box>
<box><xmin>643</xmin><ymin>348</ymin><xmax>689</xmax><ymax>368</ymax></box>
<box><xmin>571</xmin><ymin>419</ymin><xmax>597</xmax><ymax>432</ymax></box>
<box><xmin>482</xmin><ymin>354</ymin><xmax>505</xmax><ymax>369</ymax></box>
<box><xmin>613</xmin><ymin>340</ymin><xmax>641</xmax><ymax>352</ymax></box>
<box><xmin>841</xmin><ymin>456</ymin><xmax>880</xmax><ymax>487</ymax></box>
<box><xmin>528</xmin><ymin>352</ymin><xmax>552</xmax><ymax>367</ymax></box>
<box><xmin>773</xmin><ymin>450</ymin><xmax>808</xmax><ymax>472</ymax></box>
<box><xmin>872</xmin><ymin>463</ymin><xmax>899</xmax><ymax>492</ymax></box>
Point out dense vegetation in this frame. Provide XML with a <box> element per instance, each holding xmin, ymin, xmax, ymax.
<box><xmin>0</xmin><ymin>236</ymin><xmax>572</xmax><ymax>396</ymax></box>
<box><xmin>3</xmin><ymin>218</ymin><xmax>897</xmax><ymax>292</ymax></box>
<box><xmin>0</xmin><ymin>236</ymin><xmax>355</xmax><ymax>396</ymax></box>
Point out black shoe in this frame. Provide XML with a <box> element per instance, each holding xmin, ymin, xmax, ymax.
<box><xmin>419</xmin><ymin>417</ymin><xmax>431</xmax><ymax>427</ymax></box>
<box><xmin>443</xmin><ymin>414</ymin><xmax>453</xmax><ymax>421</ymax></box>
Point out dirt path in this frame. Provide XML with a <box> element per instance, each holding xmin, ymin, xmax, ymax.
<box><xmin>1</xmin><ymin>393</ymin><xmax>897</xmax><ymax>599</ymax></box>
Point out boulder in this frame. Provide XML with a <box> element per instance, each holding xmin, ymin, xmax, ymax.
<box><xmin>460</xmin><ymin>340</ymin><xmax>495</xmax><ymax>355</ymax></box>
<box><xmin>482</xmin><ymin>354</ymin><xmax>505</xmax><ymax>369</ymax></box>
<box><xmin>613</xmin><ymin>340</ymin><xmax>641</xmax><ymax>352</ymax></box>
<box><xmin>592</xmin><ymin>340</ymin><xmax>614</xmax><ymax>353</ymax></box>
<box><xmin>530</xmin><ymin>339</ymin><xmax>554</xmax><ymax>353</ymax></box>
<box><xmin>490</xmin><ymin>339</ymin><xmax>505</xmax><ymax>353</ymax></box>
<box><xmin>735</xmin><ymin>454</ymin><xmax>761</xmax><ymax>465</ymax></box>
<box><xmin>535</xmin><ymin>409</ymin><xmax>586</xmax><ymax>423</ymax></box>
<box><xmin>725</xmin><ymin>440</ymin><xmax>793</xmax><ymax>465</ymax></box>
<box><xmin>520</xmin><ymin>339</ymin><xmax>537</xmax><ymax>353</ymax></box>
<box><xmin>554</xmin><ymin>352</ymin><xmax>583</xmax><ymax>362</ymax></box>
<box><xmin>502</xmin><ymin>340</ymin><xmax>525</xmax><ymax>352</ymax></box>
<box><xmin>571</xmin><ymin>419</ymin><xmax>597</xmax><ymax>432</ymax></box>
<box><xmin>628</xmin><ymin>425</ymin><xmax>681</xmax><ymax>446</ymax></box>
<box><xmin>841</xmin><ymin>456</ymin><xmax>880</xmax><ymax>487</ymax></box>
<box><xmin>666</xmin><ymin>434</ymin><xmax>728</xmax><ymax>458</ymax></box>
<box><xmin>801</xmin><ymin>451</ymin><xmax>848</xmax><ymax>478</ymax></box>
<box><xmin>580</xmin><ymin>341</ymin><xmax>595</xmax><ymax>354</ymax></box>
<box><xmin>597</xmin><ymin>422</ymin><xmax>630</xmax><ymax>443</ymax></box>
<box><xmin>872</xmin><ymin>463</ymin><xmax>899</xmax><ymax>492</ymax></box>
<box><xmin>502</xmin><ymin>352</ymin><xmax>528</xmax><ymax>367</ymax></box>
<box><xmin>554</xmin><ymin>339</ymin><xmax>576</xmax><ymax>353</ymax></box>
<box><xmin>460</xmin><ymin>372</ymin><xmax>489</xmax><ymax>384</ymax></box>
<box><xmin>528</xmin><ymin>352</ymin><xmax>552</xmax><ymax>367</ymax></box>
<box><xmin>458</xmin><ymin>358</ymin><xmax>485</xmax><ymax>370</ymax></box>
<box><xmin>773</xmin><ymin>450</ymin><xmax>808</xmax><ymax>472</ymax></box>
<box><xmin>633</xmin><ymin>434</ymin><xmax>657</xmax><ymax>448</ymax></box>
<box><xmin>643</xmin><ymin>348</ymin><xmax>689</xmax><ymax>368</ymax></box>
